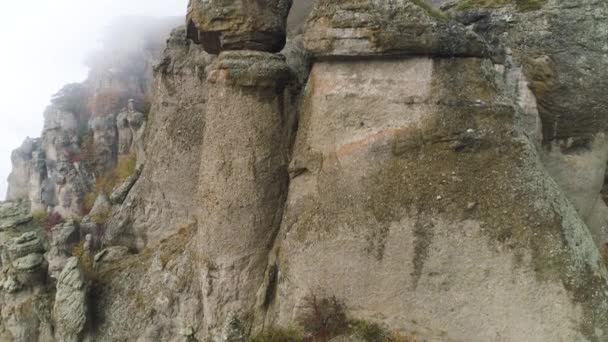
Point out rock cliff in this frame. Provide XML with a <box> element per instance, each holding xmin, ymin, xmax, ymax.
<box><xmin>3</xmin><ymin>1</ymin><xmax>608</xmax><ymax>341</ymax></box>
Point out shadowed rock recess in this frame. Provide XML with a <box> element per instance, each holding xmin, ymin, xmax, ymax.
<box><xmin>3</xmin><ymin>0</ymin><xmax>608</xmax><ymax>341</ymax></box>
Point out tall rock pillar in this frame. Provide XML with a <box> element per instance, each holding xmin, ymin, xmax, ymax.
<box><xmin>191</xmin><ymin>0</ymin><xmax>293</xmax><ymax>337</ymax></box>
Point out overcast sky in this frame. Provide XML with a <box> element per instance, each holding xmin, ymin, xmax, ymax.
<box><xmin>0</xmin><ymin>0</ymin><xmax>187</xmax><ymax>199</ymax></box>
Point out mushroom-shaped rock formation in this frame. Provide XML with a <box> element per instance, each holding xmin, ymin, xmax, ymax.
<box><xmin>187</xmin><ymin>0</ymin><xmax>293</xmax><ymax>54</ymax></box>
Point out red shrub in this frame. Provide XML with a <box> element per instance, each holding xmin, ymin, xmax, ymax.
<box><xmin>298</xmin><ymin>293</ymin><xmax>347</xmax><ymax>341</ymax></box>
<box><xmin>44</xmin><ymin>212</ymin><xmax>64</xmax><ymax>232</ymax></box>
<box><xmin>66</xmin><ymin>151</ymin><xmax>83</xmax><ymax>164</ymax></box>
<box><xmin>88</xmin><ymin>89</ymin><xmax>127</xmax><ymax>117</ymax></box>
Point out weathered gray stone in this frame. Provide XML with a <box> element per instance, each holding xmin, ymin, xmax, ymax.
<box><xmin>7</xmin><ymin>232</ymin><xmax>44</xmax><ymax>260</ymax></box>
<box><xmin>198</xmin><ymin>50</ymin><xmax>291</xmax><ymax>335</ymax></box>
<box><xmin>263</xmin><ymin>57</ymin><xmax>608</xmax><ymax>341</ymax></box>
<box><xmin>0</xmin><ymin>202</ymin><xmax>33</xmax><ymax>230</ymax></box>
<box><xmin>47</xmin><ymin>221</ymin><xmax>80</xmax><ymax>279</ymax></box>
<box><xmin>450</xmin><ymin>0</ymin><xmax>608</xmax><ymax>143</ymax></box>
<box><xmin>90</xmin><ymin>113</ymin><xmax>119</xmax><ymax>173</ymax></box>
<box><xmin>53</xmin><ymin>257</ymin><xmax>87</xmax><ymax>342</ymax></box>
<box><xmin>94</xmin><ymin>246</ymin><xmax>130</xmax><ymax>264</ymax></box>
<box><xmin>187</xmin><ymin>0</ymin><xmax>293</xmax><ymax>54</ymax></box>
<box><xmin>117</xmin><ymin>102</ymin><xmax>146</xmax><ymax>158</ymax></box>
<box><xmin>207</xmin><ymin>51</ymin><xmax>292</xmax><ymax>87</ymax></box>
<box><xmin>1</xmin><ymin>275</ymin><xmax>22</xmax><ymax>293</ymax></box>
<box><xmin>89</xmin><ymin>193</ymin><xmax>112</xmax><ymax>219</ymax></box>
<box><xmin>110</xmin><ymin>164</ymin><xmax>142</xmax><ymax>205</ymax></box>
<box><xmin>6</xmin><ymin>139</ymin><xmax>47</xmax><ymax>207</ymax></box>
<box><xmin>13</xmin><ymin>253</ymin><xmax>45</xmax><ymax>272</ymax></box>
<box><xmin>303</xmin><ymin>0</ymin><xmax>491</xmax><ymax>58</ymax></box>
<box><xmin>104</xmin><ymin>27</ymin><xmax>213</xmax><ymax>250</ymax></box>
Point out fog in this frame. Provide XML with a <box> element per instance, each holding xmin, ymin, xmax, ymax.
<box><xmin>0</xmin><ymin>0</ymin><xmax>187</xmax><ymax>199</ymax></box>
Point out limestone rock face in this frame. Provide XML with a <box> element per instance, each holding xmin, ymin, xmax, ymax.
<box><xmin>450</xmin><ymin>0</ymin><xmax>608</xmax><ymax>143</ymax></box>
<box><xmin>187</xmin><ymin>0</ymin><xmax>293</xmax><ymax>54</ymax></box>
<box><xmin>197</xmin><ymin>50</ymin><xmax>292</xmax><ymax>335</ymax></box>
<box><xmin>0</xmin><ymin>201</ymin><xmax>33</xmax><ymax>231</ymax></box>
<box><xmin>0</xmin><ymin>201</ymin><xmax>54</xmax><ymax>342</ymax></box>
<box><xmin>53</xmin><ymin>257</ymin><xmax>88</xmax><ymax>342</ymax></box>
<box><xmin>90</xmin><ymin>113</ymin><xmax>119</xmax><ymax>173</ymax></box>
<box><xmin>46</xmin><ymin>221</ymin><xmax>80</xmax><ymax>279</ymax></box>
<box><xmin>263</xmin><ymin>56</ymin><xmax>608</xmax><ymax>341</ymax></box>
<box><xmin>90</xmin><ymin>225</ymin><xmax>204</xmax><ymax>342</ymax></box>
<box><xmin>447</xmin><ymin>0</ymin><xmax>608</xmax><ymax>250</ymax></box>
<box><xmin>5</xmin><ymin>231</ymin><xmax>47</xmax><ymax>287</ymax></box>
<box><xmin>5</xmin><ymin>2</ymin><xmax>608</xmax><ymax>341</ymax></box>
<box><xmin>303</xmin><ymin>0</ymin><xmax>491</xmax><ymax>58</ymax></box>
<box><xmin>6</xmin><ymin>138</ymin><xmax>47</xmax><ymax>209</ymax></box>
<box><xmin>103</xmin><ymin>27</ymin><xmax>213</xmax><ymax>250</ymax></box>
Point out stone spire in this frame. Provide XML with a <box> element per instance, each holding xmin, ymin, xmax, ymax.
<box><xmin>191</xmin><ymin>0</ymin><xmax>294</xmax><ymax>337</ymax></box>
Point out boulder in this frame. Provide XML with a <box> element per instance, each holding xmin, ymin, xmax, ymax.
<box><xmin>187</xmin><ymin>0</ymin><xmax>293</xmax><ymax>54</ymax></box>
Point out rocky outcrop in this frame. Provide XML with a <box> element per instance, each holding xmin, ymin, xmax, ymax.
<box><xmin>304</xmin><ymin>0</ymin><xmax>491</xmax><ymax>58</ymax></box>
<box><xmin>0</xmin><ymin>201</ymin><xmax>54</xmax><ymax>342</ymax></box>
<box><xmin>257</xmin><ymin>1</ymin><xmax>608</xmax><ymax>341</ymax></box>
<box><xmin>6</xmin><ymin>139</ymin><xmax>47</xmax><ymax>211</ymax></box>
<box><xmin>109</xmin><ymin>164</ymin><xmax>142</xmax><ymax>205</ymax></box>
<box><xmin>6</xmin><ymin>232</ymin><xmax>47</xmax><ymax>286</ymax></box>
<box><xmin>187</xmin><ymin>0</ymin><xmax>293</xmax><ymax>54</ymax></box>
<box><xmin>446</xmin><ymin>0</ymin><xmax>608</xmax><ymax>251</ymax></box>
<box><xmin>102</xmin><ymin>26</ymin><xmax>213</xmax><ymax>250</ymax></box>
<box><xmin>46</xmin><ymin>221</ymin><xmax>80</xmax><ymax>279</ymax></box>
<box><xmin>5</xmin><ymin>1</ymin><xmax>608</xmax><ymax>341</ymax></box>
<box><xmin>53</xmin><ymin>257</ymin><xmax>88</xmax><ymax>342</ymax></box>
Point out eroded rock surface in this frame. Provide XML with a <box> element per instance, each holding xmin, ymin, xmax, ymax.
<box><xmin>304</xmin><ymin>0</ymin><xmax>491</xmax><ymax>58</ymax></box>
<box><xmin>187</xmin><ymin>0</ymin><xmax>293</xmax><ymax>54</ymax></box>
<box><xmin>4</xmin><ymin>1</ymin><xmax>608</xmax><ymax>341</ymax></box>
<box><xmin>198</xmin><ymin>49</ymin><xmax>292</xmax><ymax>335</ymax></box>
<box><xmin>53</xmin><ymin>257</ymin><xmax>88</xmax><ymax>342</ymax></box>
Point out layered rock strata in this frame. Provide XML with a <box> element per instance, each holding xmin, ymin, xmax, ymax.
<box><xmin>304</xmin><ymin>0</ymin><xmax>492</xmax><ymax>58</ymax></box>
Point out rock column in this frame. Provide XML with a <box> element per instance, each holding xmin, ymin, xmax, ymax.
<box><xmin>192</xmin><ymin>0</ymin><xmax>293</xmax><ymax>337</ymax></box>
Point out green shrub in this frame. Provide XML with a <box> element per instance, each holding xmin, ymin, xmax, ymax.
<box><xmin>32</xmin><ymin>210</ymin><xmax>49</xmax><ymax>227</ymax></box>
<box><xmin>457</xmin><ymin>0</ymin><xmax>546</xmax><ymax>11</ymax></box>
<box><xmin>251</xmin><ymin>327</ymin><xmax>303</xmax><ymax>342</ymax></box>
<box><xmin>96</xmin><ymin>154</ymin><xmax>137</xmax><ymax>195</ymax></box>
<box><xmin>350</xmin><ymin>320</ymin><xmax>388</xmax><ymax>342</ymax></box>
<box><xmin>72</xmin><ymin>240</ymin><xmax>95</xmax><ymax>279</ymax></box>
<box><xmin>33</xmin><ymin>211</ymin><xmax>64</xmax><ymax>232</ymax></box>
